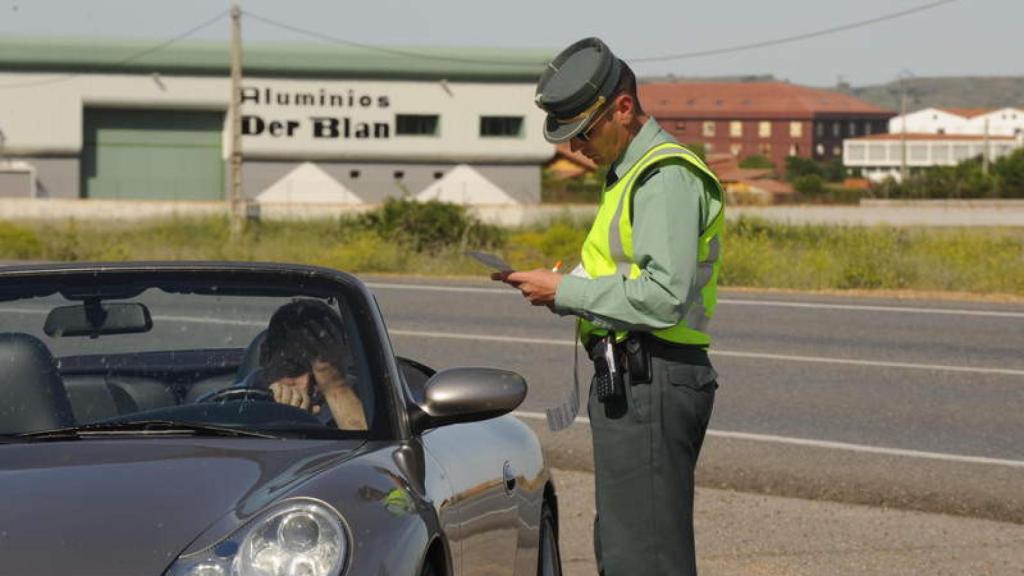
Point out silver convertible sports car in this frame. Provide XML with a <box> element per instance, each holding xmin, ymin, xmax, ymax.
<box><xmin>0</xmin><ymin>261</ymin><xmax>562</xmax><ymax>576</ymax></box>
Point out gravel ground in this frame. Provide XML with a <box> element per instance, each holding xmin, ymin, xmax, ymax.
<box><xmin>552</xmin><ymin>468</ymin><xmax>1024</xmax><ymax>576</ymax></box>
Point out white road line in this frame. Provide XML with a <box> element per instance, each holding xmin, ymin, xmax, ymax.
<box><xmin>7</xmin><ymin>307</ymin><xmax>1022</xmax><ymax>376</ymax></box>
<box><xmin>387</xmin><ymin>329</ymin><xmax>1024</xmax><ymax>377</ymax></box>
<box><xmin>366</xmin><ymin>282</ymin><xmax>1024</xmax><ymax>319</ymax></box>
<box><xmin>512</xmin><ymin>410</ymin><xmax>1024</xmax><ymax>469</ymax></box>
<box><xmin>723</xmin><ymin>298</ymin><xmax>1024</xmax><ymax>319</ymax></box>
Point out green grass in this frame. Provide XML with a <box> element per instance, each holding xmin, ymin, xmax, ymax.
<box><xmin>2</xmin><ymin>216</ymin><xmax>1021</xmax><ymax>297</ymax></box>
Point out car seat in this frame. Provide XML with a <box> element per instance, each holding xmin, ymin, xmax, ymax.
<box><xmin>0</xmin><ymin>332</ymin><xmax>76</xmax><ymax>434</ymax></box>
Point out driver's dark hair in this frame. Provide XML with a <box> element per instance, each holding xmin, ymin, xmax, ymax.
<box><xmin>260</xmin><ymin>299</ymin><xmax>345</xmax><ymax>370</ymax></box>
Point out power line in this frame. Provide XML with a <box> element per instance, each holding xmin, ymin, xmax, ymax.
<box><xmin>243</xmin><ymin>10</ymin><xmax>545</xmax><ymax>67</ymax></box>
<box><xmin>0</xmin><ymin>10</ymin><xmax>229</xmax><ymax>89</ymax></box>
<box><xmin>632</xmin><ymin>0</ymin><xmax>960</xmax><ymax>62</ymax></box>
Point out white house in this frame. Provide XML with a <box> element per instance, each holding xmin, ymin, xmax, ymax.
<box><xmin>889</xmin><ymin>107</ymin><xmax>1024</xmax><ymax>137</ymax></box>
<box><xmin>844</xmin><ymin>133</ymin><xmax>1023</xmax><ymax>183</ymax></box>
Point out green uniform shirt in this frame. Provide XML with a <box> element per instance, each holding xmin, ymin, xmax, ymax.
<box><xmin>554</xmin><ymin>118</ymin><xmax>721</xmax><ymax>332</ymax></box>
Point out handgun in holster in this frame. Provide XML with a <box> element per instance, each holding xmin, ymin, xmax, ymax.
<box><xmin>591</xmin><ymin>337</ymin><xmax>624</xmax><ymax>402</ymax></box>
<box><xmin>624</xmin><ymin>333</ymin><xmax>652</xmax><ymax>385</ymax></box>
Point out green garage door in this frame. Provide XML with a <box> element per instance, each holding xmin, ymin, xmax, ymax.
<box><xmin>82</xmin><ymin>108</ymin><xmax>224</xmax><ymax>200</ymax></box>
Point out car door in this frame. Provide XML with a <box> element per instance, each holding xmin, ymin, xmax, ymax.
<box><xmin>422</xmin><ymin>420</ymin><xmax>520</xmax><ymax>576</ymax></box>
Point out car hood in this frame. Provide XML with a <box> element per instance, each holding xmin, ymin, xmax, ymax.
<box><xmin>0</xmin><ymin>437</ymin><xmax>364</xmax><ymax>576</ymax></box>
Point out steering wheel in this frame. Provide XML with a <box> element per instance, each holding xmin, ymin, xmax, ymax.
<box><xmin>201</xmin><ymin>386</ymin><xmax>276</xmax><ymax>404</ymax></box>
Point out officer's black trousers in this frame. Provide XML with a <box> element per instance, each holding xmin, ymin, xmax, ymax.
<box><xmin>588</xmin><ymin>354</ymin><xmax>717</xmax><ymax>576</ymax></box>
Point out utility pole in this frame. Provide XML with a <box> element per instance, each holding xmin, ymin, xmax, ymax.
<box><xmin>229</xmin><ymin>0</ymin><xmax>244</xmax><ymax>238</ymax></box>
<box><xmin>899</xmin><ymin>76</ymin><xmax>908</xmax><ymax>183</ymax></box>
<box><xmin>983</xmin><ymin>117</ymin><xmax>991</xmax><ymax>175</ymax></box>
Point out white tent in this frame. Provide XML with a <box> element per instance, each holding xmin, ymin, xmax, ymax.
<box><xmin>415</xmin><ymin>164</ymin><xmax>517</xmax><ymax>205</ymax></box>
<box><xmin>257</xmin><ymin>162</ymin><xmax>362</xmax><ymax>204</ymax></box>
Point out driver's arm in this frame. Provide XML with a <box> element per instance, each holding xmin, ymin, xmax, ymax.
<box><xmin>312</xmin><ymin>360</ymin><xmax>368</xmax><ymax>431</ymax></box>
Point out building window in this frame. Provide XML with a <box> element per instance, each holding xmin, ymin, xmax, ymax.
<box><xmin>730</xmin><ymin>121</ymin><xmax>743</xmax><ymax>137</ymax></box>
<box><xmin>702</xmin><ymin>121</ymin><xmax>716</xmax><ymax>137</ymax></box>
<box><xmin>396</xmin><ymin>114</ymin><xmax>439</xmax><ymax>136</ymax></box>
<box><xmin>865</xmin><ymin>123</ymin><xmax>873</xmax><ymax>136</ymax></box>
<box><xmin>833</xmin><ymin>146</ymin><xmax>842</xmax><ymax>157</ymax></box>
<box><xmin>433</xmin><ymin>171</ymin><xmax>444</xmax><ymax>180</ymax></box>
<box><xmin>730</xmin><ymin>143</ymin><xmax>743</xmax><ymax>156</ymax></box>
<box><xmin>480</xmin><ymin>116</ymin><xmax>523</xmax><ymax>137</ymax></box>
<box><xmin>759</xmin><ymin>143</ymin><xmax>772</xmax><ymax>156</ymax></box>
<box><xmin>393</xmin><ymin>170</ymin><xmax>405</xmax><ymax>179</ymax></box>
<box><xmin>349</xmin><ymin>169</ymin><xmax>361</xmax><ymax>179</ymax></box>
<box><xmin>832</xmin><ymin>122</ymin><xmax>841</xmax><ymax>137</ymax></box>
<box><xmin>815</xmin><ymin>143</ymin><xmax>825</xmax><ymax>156</ymax></box>
<box><xmin>815</xmin><ymin>122</ymin><xmax>824</xmax><ymax>137</ymax></box>
<box><xmin>848</xmin><ymin>121</ymin><xmax>857</xmax><ymax>136</ymax></box>
<box><xmin>790</xmin><ymin>121</ymin><xmax>803</xmax><ymax>138</ymax></box>
<box><xmin>789</xmin><ymin>143</ymin><xmax>800</xmax><ymax>156</ymax></box>
<box><xmin>676</xmin><ymin>121</ymin><xmax>686</xmax><ymax>131</ymax></box>
<box><xmin>758</xmin><ymin>121</ymin><xmax>772</xmax><ymax>138</ymax></box>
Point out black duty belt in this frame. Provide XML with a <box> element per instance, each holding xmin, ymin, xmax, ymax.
<box><xmin>587</xmin><ymin>332</ymin><xmax>711</xmax><ymax>402</ymax></box>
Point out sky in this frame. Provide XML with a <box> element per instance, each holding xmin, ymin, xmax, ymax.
<box><xmin>1</xmin><ymin>0</ymin><xmax>1020</xmax><ymax>87</ymax></box>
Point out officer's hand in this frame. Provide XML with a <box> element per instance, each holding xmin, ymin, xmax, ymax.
<box><xmin>505</xmin><ymin>269</ymin><xmax>562</xmax><ymax>307</ymax></box>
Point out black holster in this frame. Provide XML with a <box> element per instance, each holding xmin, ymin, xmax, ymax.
<box><xmin>624</xmin><ymin>334</ymin><xmax>652</xmax><ymax>385</ymax></box>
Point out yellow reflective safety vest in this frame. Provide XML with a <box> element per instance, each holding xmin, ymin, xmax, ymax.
<box><xmin>578</xmin><ymin>142</ymin><xmax>725</xmax><ymax>347</ymax></box>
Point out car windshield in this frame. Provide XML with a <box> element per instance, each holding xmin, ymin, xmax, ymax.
<box><xmin>0</xmin><ymin>269</ymin><xmax>386</xmax><ymax>440</ymax></box>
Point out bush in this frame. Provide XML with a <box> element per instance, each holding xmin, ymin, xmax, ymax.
<box><xmin>0</xmin><ymin>222</ymin><xmax>43</xmax><ymax>259</ymax></box>
<box><xmin>785</xmin><ymin>156</ymin><xmax>823</xmax><ymax>181</ymax></box>
<box><xmin>356</xmin><ymin>198</ymin><xmax>505</xmax><ymax>253</ymax></box>
<box><xmin>739</xmin><ymin>154</ymin><xmax>775</xmax><ymax>170</ymax></box>
<box><xmin>684</xmin><ymin>143</ymin><xmax>707</xmax><ymax>161</ymax></box>
<box><xmin>793</xmin><ymin>174</ymin><xmax>825</xmax><ymax>196</ymax></box>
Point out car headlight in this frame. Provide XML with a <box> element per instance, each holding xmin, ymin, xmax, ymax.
<box><xmin>166</xmin><ymin>499</ymin><xmax>348</xmax><ymax>576</ymax></box>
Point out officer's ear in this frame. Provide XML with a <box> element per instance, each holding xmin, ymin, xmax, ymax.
<box><xmin>612</xmin><ymin>92</ymin><xmax>637</xmax><ymax>125</ymax></box>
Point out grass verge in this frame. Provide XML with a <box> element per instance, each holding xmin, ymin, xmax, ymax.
<box><xmin>1</xmin><ymin>215</ymin><xmax>1021</xmax><ymax>297</ymax></box>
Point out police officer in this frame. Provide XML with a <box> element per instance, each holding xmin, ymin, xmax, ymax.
<box><xmin>496</xmin><ymin>37</ymin><xmax>724</xmax><ymax>575</ymax></box>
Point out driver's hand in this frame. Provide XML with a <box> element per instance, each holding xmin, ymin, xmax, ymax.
<box><xmin>269</xmin><ymin>374</ymin><xmax>320</xmax><ymax>414</ymax></box>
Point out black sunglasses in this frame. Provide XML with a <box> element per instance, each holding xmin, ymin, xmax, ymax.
<box><xmin>575</xmin><ymin>103</ymin><xmax>614</xmax><ymax>142</ymax></box>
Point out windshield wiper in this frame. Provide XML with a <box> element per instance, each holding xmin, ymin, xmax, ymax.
<box><xmin>13</xmin><ymin>420</ymin><xmax>280</xmax><ymax>441</ymax></box>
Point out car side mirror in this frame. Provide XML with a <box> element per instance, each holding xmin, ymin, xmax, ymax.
<box><xmin>410</xmin><ymin>367</ymin><xmax>527</xmax><ymax>434</ymax></box>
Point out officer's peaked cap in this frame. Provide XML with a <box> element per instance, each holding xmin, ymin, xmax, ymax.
<box><xmin>535</xmin><ymin>37</ymin><xmax>623</xmax><ymax>144</ymax></box>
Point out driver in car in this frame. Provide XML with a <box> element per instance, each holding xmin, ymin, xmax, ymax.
<box><xmin>260</xmin><ymin>299</ymin><xmax>368</xmax><ymax>431</ymax></box>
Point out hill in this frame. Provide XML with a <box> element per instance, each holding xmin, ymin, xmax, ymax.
<box><xmin>846</xmin><ymin>76</ymin><xmax>1024</xmax><ymax>111</ymax></box>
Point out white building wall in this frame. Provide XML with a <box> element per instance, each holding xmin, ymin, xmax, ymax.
<box><xmin>0</xmin><ymin>72</ymin><xmax>551</xmax><ymax>162</ymax></box>
<box><xmin>889</xmin><ymin>106</ymin><xmax>1024</xmax><ymax>137</ymax></box>
<box><xmin>843</xmin><ymin>136</ymin><xmax>1024</xmax><ymax>182</ymax></box>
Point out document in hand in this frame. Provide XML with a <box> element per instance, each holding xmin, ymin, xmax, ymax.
<box><xmin>465</xmin><ymin>251</ymin><xmax>514</xmax><ymax>273</ymax></box>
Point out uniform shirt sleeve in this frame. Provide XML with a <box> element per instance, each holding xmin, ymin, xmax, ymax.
<box><xmin>554</xmin><ymin>163</ymin><xmax>704</xmax><ymax>331</ymax></box>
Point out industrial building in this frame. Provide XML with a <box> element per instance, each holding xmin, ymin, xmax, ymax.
<box><xmin>0</xmin><ymin>38</ymin><xmax>553</xmax><ymax>205</ymax></box>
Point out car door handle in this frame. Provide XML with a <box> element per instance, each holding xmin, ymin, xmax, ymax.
<box><xmin>502</xmin><ymin>461</ymin><xmax>517</xmax><ymax>494</ymax></box>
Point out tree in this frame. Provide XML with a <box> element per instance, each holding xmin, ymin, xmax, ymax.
<box><xmin>784</xmin><ymin>156</ymin><xmax>823</xmax><ymax>181</ymax></box>
<box><xmin>994</xmin><ymin>149</ymin><xmax>1024</xmax><ymax>198</ymax></box>
<box><xmin>684</xmin><ymin>142</ymin><xmax>707</xmax><ymax>161</ymax></box>
<box><xmin>739</xmin><ymin>154</ymin><xmax>775</xmax><ymax>170</ymax></box>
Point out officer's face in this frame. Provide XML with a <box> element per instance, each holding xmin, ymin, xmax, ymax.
<box><xmin>570</xmin><ymin>94</ymin><xmax>633</xmax><ymax>165</ymax></box>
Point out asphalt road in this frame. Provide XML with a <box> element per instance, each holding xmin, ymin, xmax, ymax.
<box><xmin>364</xmin><ymin>275</ymin><xmax>1024</xmax><ymax>522</ymax></box>
<box><xmin>5</xmin><ymin>274</ymin><xmax>1022</xmax><ymax>521</ymax></box>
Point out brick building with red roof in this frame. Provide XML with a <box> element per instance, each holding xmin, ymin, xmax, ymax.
<box><xmin>638</xmin><ymin>81</ymin><xmax>895</xmax><ymax>170</ymax></box>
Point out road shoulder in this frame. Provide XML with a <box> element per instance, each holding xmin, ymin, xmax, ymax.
<box><xmin>553</xmin><ymin>468</ymin><xmax>1024</xmax><ymax>576</ymax></box>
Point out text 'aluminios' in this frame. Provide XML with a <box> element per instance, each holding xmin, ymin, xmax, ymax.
<box><xmin>240</xmin><ymin>86</ymin><xmax>390</xmax><ymax>109</ymax></box>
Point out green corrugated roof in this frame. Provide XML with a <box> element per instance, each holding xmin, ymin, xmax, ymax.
<box><xmin>0</xmin><ymin>37</ymin><xmax>553</xmax><ymax>82</ymax></box>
